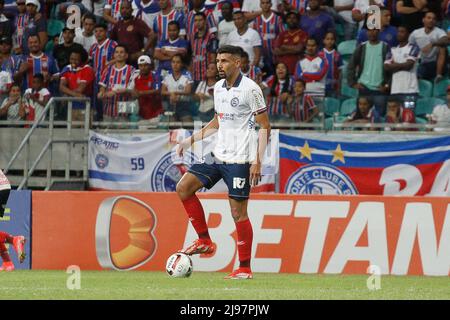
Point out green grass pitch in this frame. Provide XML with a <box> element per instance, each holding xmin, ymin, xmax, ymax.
<box><xmin>0</xmin><ymin>271</ymin><xmax>449</xmax><ymax>300</ymax></box>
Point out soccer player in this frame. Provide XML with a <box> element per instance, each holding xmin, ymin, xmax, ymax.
<box><xmin>0</xmin><ymin>169</ymin><xmax>26</xmax><ymax>272</ymax></box>
<box><xmin>176</xmin><ymin>45</ymin><xmax>271</xmax><ymax>279</ymax></box>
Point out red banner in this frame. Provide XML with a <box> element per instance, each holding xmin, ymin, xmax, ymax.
<box><xmin>32</xmin><ymin>192</ymin><xmax>450</xmax><ymax>276</ymax></box>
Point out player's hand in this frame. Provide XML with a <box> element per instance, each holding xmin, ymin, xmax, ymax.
<box><xmin>250</xmin><ymin>162</ymin><xmax>262</xmax><ymax>187</ymax></box>
<box><xmin>176</xmin><ymin>137</ymin><xmax>193</xmax><ymax>158</ymax></box>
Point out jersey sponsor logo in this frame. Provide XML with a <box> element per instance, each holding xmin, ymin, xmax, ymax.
<box><xmin>233</xmin><ymin>177</ymin><xmax>246</xmax><ymax>189</ymax></box>
<box><xmin>95</xmin><ymin>154</ymin><xmax>109</xmax><ymax>169</ymax></box>
<box><xmin>218</xmin><ymin>112</ymin><xmax>235</xmax><ymax>121</ymax></box>
<box><xmin>285</xmin><ymin>163</ymin><xmax>358</xmax><ymax>195</ymax></box>
<box><xmin>252</xmin><ymin>89</ymin><xmax>264</xmax><ymax>106</ymax></box>
<box><xmin>230</xmin><ymin>97</ymin><xmax>239</xmax><ymax>107</ymax></box>
<box><xmin>151</xmin><ymin>152</ymin><xmax>206</xmax><ymax>192</ymax></box>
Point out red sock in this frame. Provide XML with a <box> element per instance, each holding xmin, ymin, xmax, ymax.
<box><xmin>0</xmin><ymin>243</ymin><xmax>11</xmax><ymax>262</ymax></box>
<box><xmin>235</xmin><ymin>219</ymin><xmax>253</xmax><ymax>268</ymax></box>
<box><xmin>0</xmin><ymin>231</ymin><xmax>13</xmax><ymax>244</ymax></box>
<box><xmin>181</xmin><ymin>195</ymin><xmax>210</xmax><ymax>240</ymax></box>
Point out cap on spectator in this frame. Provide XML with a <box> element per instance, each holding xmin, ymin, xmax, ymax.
<box><xmin>138</xmin><ymin>55</ymin><xmax>152</xmax><ymax>65</ymax></box>
<box><xmin>25</xmin><ymin>0</ymin><xmax>40</xmax><ymax>12</ymax></box>
<box><xmin>0</xmin><ymin>37</ymin><xmax>12</xmax><ymax>45</ymax></box>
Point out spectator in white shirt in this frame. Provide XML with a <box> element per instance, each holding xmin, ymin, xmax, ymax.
<box><xmin>431</xmin><ymin>85</ymin><xmax>450</xmax><ymax>131</ymax></box>
<box><xmin>217</xmin><ymin>1</ymin><xmax>236</xmax><ymax>47</ymax></box>
<box><xmin>0</xmin><ymin>83</ymin><xmax>25</xmax><ymax>121</ymax></box>
<box><xmin>384</xmin><ymin>25</ymin><xmax>420</xmax><ymax>105</ymax></box>
<box><xmin>224</xmin><ymin>11</ymin><xmax>262</xmax><ymax>67</ymax></box>
<box><xmin>409</xmin><ymin>11</ymin><xmax>448</xmax><ymax>82</ymax></box>
<box><xmin>82</xmin><ymin>0</ymin><xmax>105</xmax><ymax>23</ymax></box>
<box><xmin>74</xmin><ymin>13</ymin><xmax>97</xmax><ymax>53</ymax></box>
<box><xmin>335</xmin><ymin>0</ymin><xmax>357</xmax><ymax>40</ymax></box>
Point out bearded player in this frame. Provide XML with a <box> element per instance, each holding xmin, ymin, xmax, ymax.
<box><xmin>0</xmin><ymin>169</ymin><xmax>26</xmax><ymax>272</ymax></box>
<box><xmin>176</xmin><ymin>45</ymin><xmax>271</xmax><ymax>279</ymax></box>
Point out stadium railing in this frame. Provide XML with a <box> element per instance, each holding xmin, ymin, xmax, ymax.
<box><xmin>3</xmin><ymin>97</ymin><xmax>91</xmax><ymax>190</ymax></box>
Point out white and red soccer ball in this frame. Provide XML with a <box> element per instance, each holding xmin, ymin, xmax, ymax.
<box><xmin>166</xmin><ymin>252</ymin><xmax>193</xmax><ymax>278</ymax></box>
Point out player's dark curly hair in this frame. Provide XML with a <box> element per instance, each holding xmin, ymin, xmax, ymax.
<box><xmin>217</xmin><ymin>45</ymin><xmax>243</xmax><ymax>57</ymax></box>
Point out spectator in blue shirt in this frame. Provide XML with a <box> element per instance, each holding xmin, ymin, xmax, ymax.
<box><xmin>300</xmin><ymin>0</ymin><xmax>335</xmax><ymax>47</ymax></box>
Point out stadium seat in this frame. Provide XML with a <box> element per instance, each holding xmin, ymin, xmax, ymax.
<box><xmin>341</xmin><ymin>84</ymin><xmax>358</xmax><ymax>98</ymax></box>
<box><xmin>47</xmin><ymin>19</ymin><xmax>65</xmax><ymax>37</ymax></box>
<box><xmin>324</xmin><ymin>117</ymin><xmax>335</xmax><ymax>131</ymax></box>
<box><xmin>324</xmin><ymin>97</ymin><xmax>340</xmax><ymax>116</ymax></box>
<box><xmin>337</xmin><ymin>40</ymin><xmax>357</xmax><ymax>61</ymax></box>
<box><xmin>190</xmin><ymin>101</ymin><xmax>200</xmax><ymax>117</ymax></box>
<box><xmin>418</xmin><ymin>79</ymin><xmax>433</xmax><ymax>98</ymax></box>
<box><xmin>415</xmin><ymin>97</ymin><xmax>445</xmax><ymax>117</ymax></box>
<box><xmin>335</xmin><ymin>23</ymin><xmax>345</xmax><ymax>43</ymax></box>
<box><xmin>339</xmin><ymin>98</ymin><xmax>357</xmax><ymax>116</ymax></box>
<box><xmin>432</xmin><ymin>78</ymin><xmax>450</xmax><ymax>98</ymax></box>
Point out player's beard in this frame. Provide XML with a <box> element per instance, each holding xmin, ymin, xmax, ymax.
<box><xmin>218</xmin><ymin>70</ymin><xmax>226</xmax><ymax>79</ymax></box>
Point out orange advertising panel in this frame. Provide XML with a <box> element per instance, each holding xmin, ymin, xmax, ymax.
<box><xmin>32</xmin><ymin>192</ymin><xmax>450</xmax><ymax>275</ymax></box>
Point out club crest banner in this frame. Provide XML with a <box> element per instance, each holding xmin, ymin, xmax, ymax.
<box><xmin>280</xmin><ymin>133</ymin><xmax>450</xmax><ymax>196</ymax></box>
<box><xmin>88</xmin><ymin>130</ymin><xmax>278</xmax><ymax>192</ymax></box>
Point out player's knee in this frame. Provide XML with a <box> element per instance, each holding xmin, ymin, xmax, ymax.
<box><xmin>176</xmin><ymin>180</ymin><xmax>192</xmax><ymax>200</ymax></box>
<box><xmin>230</xmin><ymin>207</ymin><xmax>244</xmax><ymax>222</ymax></box>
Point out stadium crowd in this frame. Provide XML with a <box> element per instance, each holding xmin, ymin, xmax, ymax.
<box><xmin>0</xmin><ymin>0</ymin><xmax>448</xmax><ymax>129</ymax></box>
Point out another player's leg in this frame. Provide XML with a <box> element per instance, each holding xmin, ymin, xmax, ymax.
<box><xmin>0</xmin><ymin>189</ymin><xmax>27</xmax><ymax>267</ymax></box>
<box><xmin>224</xmin><ymin>198</ymin><xmax>253</xmax><ymax>280</ymax></box>
<box><xmin>176</xmin><ymin>172</ymin><xmax>216</xmax><ymax>255</ymax></box>
<box><xmin>0</xmin><ymin>231</ymin><xmax>15</xmax><ymax>271</ymax></box>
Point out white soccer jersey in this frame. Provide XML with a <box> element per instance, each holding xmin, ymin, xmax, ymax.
<box><xmin>385</xmin><ymin>43</ymin><xmax>420</xmax><ymax>94</ymax></box>
<box><xmin>0</xmin><ymin>169</ymin><xmax>11</xmax><ymax>191</ymax></box>
<box><xmin>213</xmin><ymin>74</ymin><xmax>267</xmax><ymax>163</ymax></box>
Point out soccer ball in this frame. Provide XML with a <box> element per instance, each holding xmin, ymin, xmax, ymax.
<box><xmin>166</xmin><ymin>252</ymin><xmax>193</xmax><ymax>278</ymax></box>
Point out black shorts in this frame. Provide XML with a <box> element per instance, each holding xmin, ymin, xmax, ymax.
<box><xmin>0</xmin><ymin>189</ymin><xmax>11</xmax><ymax>218</ymax></box>
<box><xmin>188</xmin><ymin>153</ymin><xmax>251</xmax><ymax>201</ymax></box>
